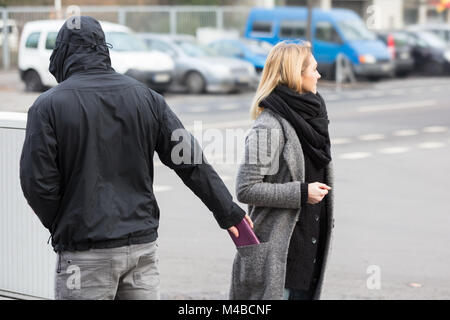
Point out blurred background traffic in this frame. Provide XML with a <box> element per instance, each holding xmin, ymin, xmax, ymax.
<box><xmin>1</xmin><ymin>0</ymin><xmax>450</xmax><ymax>300</ymax></box>
<box><xmin>0</xmin><ymin>0</ymin><xmax>450</xmax><ymax>93</ymax></box>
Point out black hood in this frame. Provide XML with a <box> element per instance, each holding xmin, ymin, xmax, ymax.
<box><xmin>49</xmin><ymin>16</ymin><xmax>114</xmax><ymax>83</ymax></box>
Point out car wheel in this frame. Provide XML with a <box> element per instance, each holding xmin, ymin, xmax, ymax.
<box><xmin>24</xmin><ymin>70</ymin><xmax>44</xmax><ymax>92</ymax></box>
<box><xmin>185</xmin><ymin>71</ymin><xmax>205</xmax><ymax>94</ymax></box>
<box><xmin>424</xmin><ymin>61</ymin><xmax>443</xmax><ymax>76</ymax></box>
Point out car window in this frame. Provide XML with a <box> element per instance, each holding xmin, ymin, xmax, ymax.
<box><xmin>392</xmin><ymin>32</ymin><xmax>411</xmax><ymax>47</ymax></box>
<box><xmin>241</xmin><ymin>38</ymin><xmax>272</xmax><ymax>54</ymax></box>
<box><xmin>219</xmin><ymin>42</ymin><xmax>243</xmax><ymax>57</ymax></box>
<box><xmin>280</xmin><ymin>20</ymin><xmax>306</xmax><ymax>38</ymax></box>
<box><xmin>417</xmin><ymin>31</ymin><xmax>446</xmax><ymax>49</ymax></box>
<box><xmin>147</xmin><ymin>39</ymin><xmax>177</xmax><ymax>56</ymax></box>
<box><xmin>315</xmin><ymin>21</ymin><xmax>341</xmax><ymax>43</ymax></box>
<box><xmin>105</xmin><ymin>32</ymin><xmax>148</xmax><ymax>52</ymax></box>
<box><xmin>174</xmin><ymin>40</ymin><xmax>215</xmax><ymax>57</ymax></box>
<box><xmin>337</xmin><ymin>19</ymin><xmax>376</xmax><ymax>41</ymax></box>
<box><xmin>251</xmin><ymin>21</ymin><xmax>273</xmax><ymax>35</ymax></box>
<box><xmin>25</xmin><ymin>32</ymin><xmax>40</xmax><ymax>49</ymax></box>
<box><xmin>45</xmin><ymin>32</ymin><xmax>57</xmax><ymax>50</ymax></box>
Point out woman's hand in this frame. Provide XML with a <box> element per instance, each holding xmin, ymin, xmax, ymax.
<box><xmin>228</xmin><ymin>214</ymin><xmax>254</xmax><ymax>238</ymax></box>
<box><xmin>307</xmin><ymin>182</ymin><xmax>332</xmax><ymax>205</ymax></box>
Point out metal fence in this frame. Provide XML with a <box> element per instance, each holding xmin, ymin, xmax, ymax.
<box><xmin>0</xmin><ymin>5</ymin><xmax>252</xmax><ymax>70</ymax></box>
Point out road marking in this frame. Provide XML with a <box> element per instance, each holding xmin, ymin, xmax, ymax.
<box><xmin>338</xmin><ymin>152</ymin><xmax>372</xmax><ymax>160</ymax></box>
<box><xmin>422</xmin><ymin>126</ymin><xmax>448</xmax><ymax>133</ymax></box>
<box><xmin>188</xmin><ymin>106</ymin><xmax>209</xmax><ymax>113</ymax></box>
<box><xmin>346</xmin><ymin>92</ymin><xmax>366</xmax><ymax>99</ymax></box>
<box><xmin>366</xmin><ymin>91</ymin><xmax>384</xmax><ymax>97</ymax></box>
<box><xmin>218</xmin><ymin>104</ymin><xmax>240</xmax><ymax>111</ymax></box>
<box><xmin>378</xmin><ymin>147</ymin><xmax>410</xmax><ymax>154</ymax></box>
<box><xmin>331</xmin><ymin>137</ymin><xmax>352</xmax><ymax>145</ymax></box>
<box><xmin>326</xmin><ymin>94</ymin><xmax>340</xmax><ymax>100</ymax></box>
<box><xmin>390</xmin><ymin>89</ymin><xmax>406</xmax><ymax>95</ymax></box>
<box><xmin>418</xmin><ymin>142</ymin><xmax>446</xmax><ymax>149</ymax></box>
<box><xmin>411</xmin><ymin>87</ymin><xmax>425</xmax><ymax>94</ymax></box>
<box><xmin>219</xmin><ymin>175</ymin><xmax>232</xmax><ymax>181</ymax></box>
<box><xmin>358</xmin><ymin>134</ymin><xmax>386</xmax><ymax>141</ymax></box>
<box><xmin>154</xmin><ymin>185</ymin><xmax>172</xmax><ymax>192</ymax></box>
<box><xmin>392</xmin><ymin>129</ymin><xmax>418</xmax><ymax>136</ymax></box>
<box><xmin>358</xmin><ymin>100</ymin><xmax>438</xmax><ymax>113</ymax></box>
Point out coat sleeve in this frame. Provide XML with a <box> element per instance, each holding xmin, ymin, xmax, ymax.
<box><xmin>154</xmin><ymin>97</ymin><xmax>245</xmax><ymax>229</ymax></box>
<box><xmin>20</xmin><ymin>105</ymin><xmax>61</xmax><ymax>231</ymax></box>
<box><xmin>235</xmin><ymin>123</ymin><xmax>303</xmax><ymax>209</ymax></box>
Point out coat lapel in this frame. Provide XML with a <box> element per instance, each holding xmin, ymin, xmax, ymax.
<box><xmin>279</xmin><ymin>117</ymin><xmax>305</xmax><ymax>183</ymax></box>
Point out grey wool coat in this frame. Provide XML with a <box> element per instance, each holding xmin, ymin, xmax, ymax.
<box><xmin>229</xmin><ymin>109</ymin><xmax>335</xmax><ymax>300</ymax></box>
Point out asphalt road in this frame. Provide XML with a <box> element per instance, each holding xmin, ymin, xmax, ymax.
<box><xmin>1</xmin><ymin>71</ymin><xmax>450</xmax><ymax>299</ymax></box>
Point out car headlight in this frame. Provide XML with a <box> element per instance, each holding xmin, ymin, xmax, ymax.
<box><xmin>246</xmin><ymin>64</ymin><xmax>256</xmax><ymax>75</ymax></box>
<box><xmin>215</xmin><ymin>65</ymin><xmax>231</xmax><ymax>77</ymax></box>
<box><xmin>214</xmin><ymin>65</ymin><xmax>231</xmax><ymax>78</ymax></box>
<box><xmin>444</xmin><ymin>51</ymin><xmax>450</xmax><ymax>63</ymax></box>
<box><xmin>359</xmin><ymin>54</ymin><xmax>376</xmax><ymax>64</ymax></box>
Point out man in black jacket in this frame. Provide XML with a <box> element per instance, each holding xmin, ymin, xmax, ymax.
<box><xmin>20</xmin><ymin>16</ymin><xmax>251</xmax><ymax>300</ymax></box>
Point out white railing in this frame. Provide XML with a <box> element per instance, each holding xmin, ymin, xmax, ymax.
<box><xmin>0</xmin><ymin>112</ymin><xmax>55</xmax><ymax>300</ymax></box>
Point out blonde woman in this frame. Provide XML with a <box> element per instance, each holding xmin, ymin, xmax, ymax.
<box><xmin>229</xmin><ymin>41</ymin><xmax>335</xmax><ymax>300</ymax></box>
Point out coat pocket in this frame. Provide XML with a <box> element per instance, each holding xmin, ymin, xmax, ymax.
<box><xmin>235</xmin><ymin>242</ymin><xmax>270</xmax><ymax>287</ymax></box>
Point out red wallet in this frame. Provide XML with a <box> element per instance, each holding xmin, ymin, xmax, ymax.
<box><xmin>228</xmin><ymin>218</ymin><xmax>260</xmax><ymax>247</ymax></box>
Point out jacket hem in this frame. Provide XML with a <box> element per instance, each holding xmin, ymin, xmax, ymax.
<box><xmin>53</xmin><ymin>230</ymin><xmax>158</xmax><ymax>252</ymax></box>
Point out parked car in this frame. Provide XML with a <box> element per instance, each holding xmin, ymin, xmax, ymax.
<box><xmin>407</xmin><ymin>24</ymin><xmax>450</xmax><ymax>48</ymax></box>
<box><xmin>18</xmin><ymin>20</ymin><xmax>174</xmax><ymax>92</ymax></box>
<box><xmin>207</xmin><ymin>38</ymin><xmax>272</xmax><ymax>73</ymax></box>
<box><xmin>139</xmin><ymin>33</ymin><xmax>257</xmax><ymax>94</ymax></box>
<box><xmin>376</xmin><ymin>31</ymin><xmax>415</xmax><ymax>77</ymax></box>
<box><xmin>403</xmin><ymin>29</ymin><xmax>450</xmax><ymax>75</ymax></box>
<box><xmin>244</xmin><ymin>7</ymin><xmax>394</xmax><ymax>80</ymax></box>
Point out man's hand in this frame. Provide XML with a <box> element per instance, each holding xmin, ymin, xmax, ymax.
<box><xmin>307</xmin><ymin>182</ymin><xmax>332</xmax><ymax>205</ymax></box>
<box><xmin>228</xmin><ymin>214</ymin><xmax>253</xmax><ymax>238</ymax></box>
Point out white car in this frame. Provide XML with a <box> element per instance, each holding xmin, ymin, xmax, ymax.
<box><xmin>139</xmin><ymin>33</ymin><xmax>258</xmax><ymax>94</ymax></box>
<box><xmin>18</xmin><ymin>20</ymin><xmax>174</xmax><ymax>92</ymax></box>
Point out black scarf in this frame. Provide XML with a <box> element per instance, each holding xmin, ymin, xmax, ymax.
<box><xmin>260</xmin><ymin>85</ymin><xmax>332</xmax><ymax>169</ymax></box>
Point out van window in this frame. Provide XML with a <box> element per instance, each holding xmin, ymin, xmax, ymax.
<box><xmin>315</xmin><ymin>21</ymin><xmax>341</xmax><ymax>43</ymax></box>
<box><xmin>45</xmin><ymin>32</ymin><xmax>58</xmax><ymax>50</ymax></box>
<box><xmin>25</xmin><ymin>32</ymin><xmax>40</xmax><ymax>49</ymax></box>
<box><xmin>251</xmin><ymin>21</ymin><xmax>272</xmax><ymax>35</ymax></box>
<box><xmin>280</xmin><ymin>21</ymin><xmax>306</xmax><ymax>38</ymax></box>
<box><xmin>337</xmin><ymin>19</ymin><xmax>376</xmax><ymax>41</ymax></box>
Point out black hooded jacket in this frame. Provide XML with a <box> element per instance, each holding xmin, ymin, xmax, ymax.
<box><xmin>19</xmin><ymin>16</ymin><xmax>245</xmax><ymax>252</ymax></box>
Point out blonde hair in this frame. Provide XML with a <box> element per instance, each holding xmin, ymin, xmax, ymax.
<box><xmin>250</xmin><ymin>41</ymin><xmax>312</xmax><ymax>120</ymax></box>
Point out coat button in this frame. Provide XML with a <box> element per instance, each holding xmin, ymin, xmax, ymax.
<box><xmin>315</xmin><ymin>215</ymin><xmax>319</xmax><ymax>222</ymax></box>
<box><xmin>313</xmin><ymin>258</ymin><xmax>316</xmax><ymax>264</ymax></box>
<box><xmin>312</xmin><ymin>237</ymin><xmax>317</xmax><ymax>244</ymax></box>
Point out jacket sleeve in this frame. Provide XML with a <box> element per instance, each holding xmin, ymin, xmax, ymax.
<box><xmin>235</xmin><ymin>124</ymin><xmax>303</xmax><ymax>209</ymax></box>
<box><xmin>20</xmin><ymin>105</ymin><xmax>61</xmax><ymax>231</ymax></box>
<box><xmin>154</xmin><ymin>98</ymin><xmax>245</xmax><ymax>229</ymax></box>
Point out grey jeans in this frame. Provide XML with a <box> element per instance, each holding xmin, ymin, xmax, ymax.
<box><xmin>54</xmin><ymin>241</ymin><xmax>160</xmax><ymax>300</ymax></box>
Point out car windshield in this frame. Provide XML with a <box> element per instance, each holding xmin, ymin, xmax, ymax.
<box><xmin>105</xmin><ymin>32</ymin><xmax>148</xmax><ymax>52</ymax></box>
<box><xmin>174</xmin><ymin>40</ymin><xmax>216</xmax><ymax>57</ymax></box>
<box><xmin>240</xmin><ymin>39</ymin><xmax>272</xmax><ymax>55</ymax></box>
<box><xmin>337</xmin><ymin>20</ymin><xmax>376</xmax><ymax>41</ymax></box>
<box><xmin>417</xmin><ymin>31</ymin><xmax>446</xmax><ymax>49</ymax></box>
